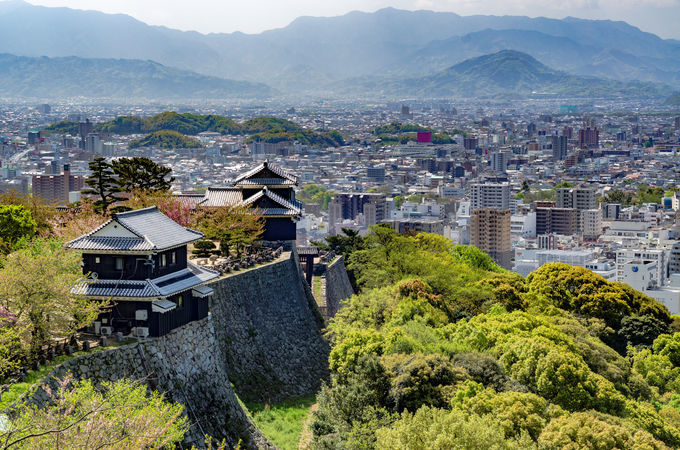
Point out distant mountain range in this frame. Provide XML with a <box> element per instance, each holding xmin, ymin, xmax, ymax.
<box><xmin>334</xmin><ymin>51</ymin><xmax>670</xmax><ymax>99</ymax></box>
<box><xmin>0</xmin><ymin>1</ymin><xmax>679</xmax><ymax>99</ymax></box>
<box><xmin>0</xmin><ymin>54</ymin><xmax>273</xmax><ymax>99</ymax></box>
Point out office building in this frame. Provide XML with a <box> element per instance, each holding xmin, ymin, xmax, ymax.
<box><xmin>470</xmin><ymin>208</ymin><xmax>512</xmax><ymax>269</ymax></box>
<box><xmin>616</xmin><ymin>249</ymin><xmax>666</xmax><ymax>287</ymax></box>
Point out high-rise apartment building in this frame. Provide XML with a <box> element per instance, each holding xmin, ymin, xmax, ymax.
<box><xmin>535</xmin><ymin>208</ymin><xmax>579</xmax><ymax>236</ymax></box>
<box><xmin>328</xmin><ymin>193</ymin><xmax>387</xmax><ymax>234</ymax></box>
<box><xmin>86</xmin><ymin>133</ymin><xmax>102</xmax><ymax>154</ymax></box>
<box><xmin>551</xmin><ymin>135</ymin><xmax>568</xmax><ymax>160</ymax></box>
<box><xmin>463</xmin><ymin>137</ymin><xmax>478</xmax><ymax>150</ymax></box>
<box><xmin>556</xmin><ymin>186</ymin><xmax>598</xmax><ymax>210</ymax></box>
<box><xmin>32</xmin><ymin>164</ymin><xmax>84</xmax><ymax>205</ymax></box>
<box><xmin>468</xmin><ymin>182</ymin><xmax>511</xmax><ymax>211</ymax></box>
<box><xmin>491</xmin><ymin>151</ymin><xmax>510</xmax><ymax>173</ymax></box>
<box><xmin>470</xmin><ymin>208</ymin><xmax>512</xmax><ymax>269</ymax></box>
<box><xmin>581</xmin><ymin>209</ymin><xmax>603</xmax><ymax>240</ymax></box>
<box><xmin>578</xmin><ymin>127</ymin><xmax>599</xmax><ymax>149</ymax></box>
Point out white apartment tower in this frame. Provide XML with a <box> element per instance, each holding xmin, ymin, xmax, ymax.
<box><xmin>468</xmin><ymin>182</ymin><xmax>511</xmax><ymax>212</ymax></box>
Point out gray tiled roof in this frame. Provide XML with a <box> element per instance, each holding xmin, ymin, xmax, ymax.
<box><xmin>71</xmin><ymin>262</ymin><xmax>219</xmax><ymax>300</ymax></box>
<box><xmin>297</xmin><ymin>246</ymin><xmax>319</xmax><ymax>256</ymax></box>
<box><xmin>202</xmin><ymin>187</ymin><xmax>243</xmax><ymax>207</ymax></box>
<box><xmin>72</xmin><ymin>279</ymin><xmax>158</xmax><ymax>298</ymax></box>
<box><xmin>67</xmin><ymin>207</ymin><xmax>204</xmax><ymax>252</ymax></box>
<box><xmin>233</xmin><ymin>161</ymin><xmax>298</xmax><ymax>185</ymax></box>
<box><xmin>237</xmin><ymin>178</ymin><xmax>296</xmax><ymax>186</ymax></box>
<box><xmin>67</xmin><ymin>236</ymin><xmax>154</xmax><ymax>252</ymax></box>
<box><xmin>242</xmin><ymin>188</ymin><xmax>302</xmax><ymax>216</ymax></box>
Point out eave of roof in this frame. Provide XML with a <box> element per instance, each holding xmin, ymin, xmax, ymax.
<box><xmin>71</xmin><ymin>262</ymin><xmax>219</xmax><ymax>300</ymax></box>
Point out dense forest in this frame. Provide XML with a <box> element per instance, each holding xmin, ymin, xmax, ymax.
<box><xmin>43</xmin><ymin>112</ymin><xmax>345</xmax><ymax>147</ymax></box>
<box><xmin>311</xmin><ymin>226</ymin><xmax>680</xmax><ymax>448</ymax></box>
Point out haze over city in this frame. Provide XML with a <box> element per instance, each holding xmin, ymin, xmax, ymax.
<box><xmin>1</xmin><ymin>0</ymin><xmax>680</xmax><ymax>448</ymax></box>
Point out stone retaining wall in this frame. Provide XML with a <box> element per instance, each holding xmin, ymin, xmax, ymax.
<box><xmin>209</xmin><ymin>250</ymin><xmax>329</xmax><ymax>403</ymax></box>
<box><xmin>323</xmin><ymin>256</ymin><xmax>354</xmax><ymax>318</ymax></box>
<box><xmin>25</xmin><ymin>319</ymin><xmax>271</xmax><ymax>449</ymax></box>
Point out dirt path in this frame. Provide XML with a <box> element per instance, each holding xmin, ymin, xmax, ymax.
<box><xmin>297</xmin><ymin>403</ymin><xmax>318</xmax><ymax>449</ymax></box>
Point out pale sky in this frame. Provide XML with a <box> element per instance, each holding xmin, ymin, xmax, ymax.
<box><xmin>17</xmin><ymin>0</ymin><xmax>680</xmax><ymax>39</ymax></box>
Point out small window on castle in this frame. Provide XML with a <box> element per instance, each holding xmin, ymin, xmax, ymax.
<box><xmin>161</xmin><ymin>254</ymin><xmax>167</xmax><ymax>267</ymax></box>
<box><xmin>170</xmin><ymin>251</ymin><xmax>176</xmax><ymax>265</ymax></box>
<box><xmin>95</xmin><ymin>256</ymin><xmax>100</xmax><ymax>264</ymax></box>
<box><xmin>177</xmin><ymin>295</ymin><xmax>184</xmax><ymax>308</ymax></box>
<box><xmin>115</xmin><ymin>257</ymin><xmax>123</xmax><ymax>271</ymax></box>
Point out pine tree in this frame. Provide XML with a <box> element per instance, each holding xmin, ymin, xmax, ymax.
<box><xmin>112</xmin><ymin>157</ymin><xmax>174</xmax><ymax>193</ymax></box>
<box><xmin>82</xmin><ymin>157</ymin><xmax>121</xmax><ymax>214</ymax></box>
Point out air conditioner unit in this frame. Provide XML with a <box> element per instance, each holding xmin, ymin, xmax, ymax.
<box><xmin>100</xmin><ymin>326</ymin><xmax>113</xmax><ymax>336</ymax></box>
<box><xmin>134</xmin><ymin>327</ymin><xmax>149</xmax><ymax>338</ymax></box>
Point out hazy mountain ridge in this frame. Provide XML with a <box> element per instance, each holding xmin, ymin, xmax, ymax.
<box><xmin>0</xmin><ymin>1</ymin><xmax>678</xmax><ymax>96</ymax></box>
<box><xmin>0</xmin><ymin>53</ymin><xmax>274</xmax><ymax>99</ymax></box>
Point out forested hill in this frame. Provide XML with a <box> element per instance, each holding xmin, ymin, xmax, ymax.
<box><xmin>43</xmin><ymin>112</ymin><xmax>345</xmax><ymax>147</ymax></box>
<box><xmin>311</xmin><ymin>227</ymin><xmax>680</xmax><ymax>448</ymax></box>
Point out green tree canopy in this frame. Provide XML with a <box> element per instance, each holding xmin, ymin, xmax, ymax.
<box><xmin>0</xmin><ymin>204</ymin><xmax>36</xmax><ymax>253</ymax></box>
<box><xmin>82</xmin><ymin>157</ymin><xmax>121</xmax><ymax>214</ymax></box>
<box><xmin>112</xmin><ymin>157</ymin><xmax>174</xmax><ymax>193</ymax></box>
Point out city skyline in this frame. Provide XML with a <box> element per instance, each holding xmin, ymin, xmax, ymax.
<box><xmin>9</xmin><ymin>0</ymin><xmax>680</xmax><ymax>39</ymax></box>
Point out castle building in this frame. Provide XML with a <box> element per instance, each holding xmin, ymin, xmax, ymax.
<box><xmin>66</xmin><ymin>207</ymin><xmax>219</xmax><ymax>338</ymax></box>
<box><xmin>177</xmin><ymin>161</ymin><xmax>302</xmax><ymax>243</ymax></box>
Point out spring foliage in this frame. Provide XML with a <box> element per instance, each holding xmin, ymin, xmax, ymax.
<box><xmin>312</xmin><ymin>228</ymin><xmax>680</xmax><ymax>448</ymax></box>
<box><xmin>1</xmin><ymin>376</ymin><xmax>188</xmax><ymax>449</ymax></box>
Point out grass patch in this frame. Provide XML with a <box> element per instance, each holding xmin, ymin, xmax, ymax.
<box><xmin>244</xmin><ymin>395</ymin><xmax>316</xmax><ymax>450</ymax></box>
<box><xmin>313</xmin><ymin>276</ymin><xmax>323</xmax><ymax>303</ymax></box>
<box><xmin>0</xmin><ymin>338</ymin><xmax>136</xmax><ymax>410</ymax></box>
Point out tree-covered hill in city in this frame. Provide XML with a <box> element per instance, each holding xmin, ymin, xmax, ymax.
<box><xmin>0</xmin><ymin>53</ymin><xmax>273</xmax><ymax>100</ymax></box>
<box><xmin>128</xmin><ymin>130</ymin><xmax>202</xmax><ymax>149</ymax></box>
<box><xmin>311</xmin><ymin>226</ymin><xmax>680</xmax><ymax>448</ymax></box>
<box><xmin>44</xmin><ymin>113</ymin><xmax>346</xmax><ymax>147</ymax></box>
<box><xmin>369</xmin><ymin>122</ymin><xmax>455</xmax><ymax>145</ymax></box>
